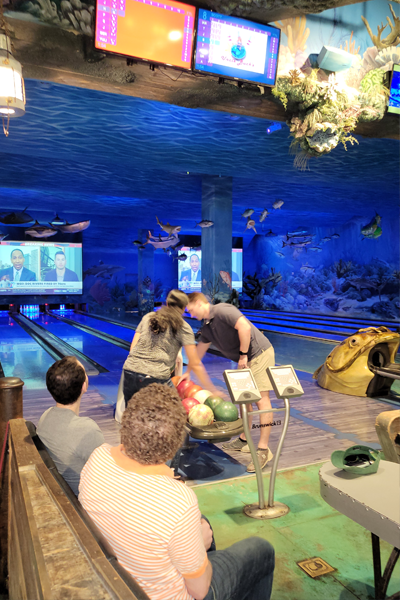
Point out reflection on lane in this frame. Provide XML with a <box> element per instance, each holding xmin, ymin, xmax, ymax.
<box><xmin>55</xmin><ymin>311</ymin><xmax>135</xmax><ymax>344</ymax></box>
<box><xmin>31</xmin><ymin>314</ymin><xmax>129</xmax><ymax>372</ymax></box>
<box><xmin>0</xmin><ymin>316</ymin><xmax>55</xmax><ymax>388</ymax></box>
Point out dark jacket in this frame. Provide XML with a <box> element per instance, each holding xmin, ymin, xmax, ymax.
<box><xmin>44</xmin><ymin>268</ymin><xmax>79</xmax><ymax>282</ymax></box>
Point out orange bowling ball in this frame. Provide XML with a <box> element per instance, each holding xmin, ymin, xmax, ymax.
<box><xmin>171</xmin><ymin>376</ymin><xmax>181</xmax><ymax>388</ymax></box>
<box><xmin>184</xmin><ymin>384</ymin><xmax>203</xmax><ymax>399</ymax></box>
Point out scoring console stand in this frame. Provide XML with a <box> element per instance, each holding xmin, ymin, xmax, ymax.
<box><xmin>223</xmin><ymin>365</ymin><xmax>304</xmax><ymax>520</ymax></box>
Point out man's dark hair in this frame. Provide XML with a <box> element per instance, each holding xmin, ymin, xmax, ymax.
<box><xmin>46</xmin><ymin>356</ymin><xmax>86</xmax><ymax>405</ymax></box>
<box><xmin>11</xmin><ymin>249</ymin><xmax>24</xmax><ymax>259</ymax></box>
<box><xmin>121</xmin><ymin>383</ymin><xmax>186</xmax><ymax>465</ymax></box>
<box><xmin>55</xmin><ymin>251</ymin><xmax>66</xmax><ymax>259</ymax></box>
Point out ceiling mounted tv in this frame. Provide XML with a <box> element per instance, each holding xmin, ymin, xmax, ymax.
<box><xmin>95</xmin><ymin>0</ymin><xmax>196</xmax><ymax>69</ymax></box>
<box><xmin>193</xmin><ymin>10</ymin><xmax>280</xmax><ymax>86</ymax></box>
<box><xmin>388</xmin><ymin>64</ymin><xmax>400</xmax><ymax>115</ymax></box>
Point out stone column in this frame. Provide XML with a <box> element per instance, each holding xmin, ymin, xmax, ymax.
<box><xmin>138</xmin><ymin>229</ymin><xmax>154</xmax><ymax>316</ymax></box>
<box><xmin>201</xmin><ymin>177</ymin><xmax>232</xmax><ymax>302</ymax></box>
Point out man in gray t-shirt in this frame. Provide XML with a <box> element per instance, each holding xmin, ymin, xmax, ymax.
<box><xmin>187</xmin><ymin>293</ymin><xmax>275</xmax><ymax>474</ymax></box>
<box><xmin>37</xmin><ymin>356</ymin><xmax>104</xmax><ymax>495</ymax></box>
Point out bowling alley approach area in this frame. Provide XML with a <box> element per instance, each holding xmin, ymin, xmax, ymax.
<box><xmin>1</xmin><ymin>305</ymin><xmax>400</xmax><ymax>600</ymax></box>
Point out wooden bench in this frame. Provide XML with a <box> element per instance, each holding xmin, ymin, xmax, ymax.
<box><xmin>8</xmin><ymin>418</ymin><xmax>150</xmax><ymax>600</ymax></box>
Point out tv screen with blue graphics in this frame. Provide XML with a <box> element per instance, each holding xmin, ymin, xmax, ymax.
<box><xmin>194</xmin><ymin>10</ymin><xmax>280</xmax><ymax>86</ymax></box>
<box><xmin>388</xmin><ymin>64</ymin><xmax>400</xmax><ymax>115</ymax></box>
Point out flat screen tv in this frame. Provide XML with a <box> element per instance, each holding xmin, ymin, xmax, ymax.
<box><xmin>178</xmin><ymin>247</ymin><xmax>242</xmax><ymax>293</ymax></box>
<box><xmin>388</xmin><ymin>64</ymin><xmax>400</xmax><ymax>115</ymax></box>
<box><xmin>0</xmin><ymin>241</ymin><xmax>83</xmax><ymax>296</ymax></box>
<box><xmin>193</xmin><ymin>10</ymin><xmax>280</xmax><ymax>86</ymax></box>
<box><xmin>95</xmin><ymin>0</ymin><xmax>196</xmax><ymax>69</ymax></box>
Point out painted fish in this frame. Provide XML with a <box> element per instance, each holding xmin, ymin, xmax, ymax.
<box><xmin>275</xmin><ymin>251</ymin><xmax>285</xmax><ymax>258</ymax></box>
<box><xmin>265</xmin><ymin>230</ymin><xmax>277</xmax><ymax>237</ymax></box>
<box><xmin>320</xmin><ymin>237</ymin><xmax>331</xmax><ymax>243</ymax></box>
<box><xmin>25</xmin><ymin>221</ymin><xmax>57</xmax><ymax>238</ymax></box>
<box><xmin>242</xmin><ymin>209</ymin><xmax>254</xmax><ymax>219</ymax></box>
<box><xmin>54</xmin><ymin>220</ymin><xmax>90</xmax><ymax>233</ymax></box>
<box><xmin>0</xmin><ymin>207</ymin><xmax>34</xmax><ymax>225</ymax></box>
<box><xmin>362</xmin><ymin>226</ymin><xmax>382</xmax><ymax>240</ymax></box>
<box><xmin>195</xmin><ymin>220</ymin><xmax>214</xmax><ymax>228</ymax></box>
<box><xmin>259</xmin><ymin>209</ymin><xmax>269</xmax><ymax>222</ymax></box>
<box><xmin>0</xmin><ymin>233</ymin><xmax>8</xmax><ymax>241</ymax></box>
<box><xmin>309</xmin><ymin>246</ymin><xmax>323</xmax><ymax>252</ymax></box>
<box><xmin>84</xmin><ymin>262</ymin><xmax>125</xmax><ymax>278</ymax></box>
<box><xmin>220</xmin><ymin>270</ymin><xmax>232</xmax><ymax>288</ymax></box>
<box><xmin>244</xmin><ymin>218</ymin><xmax>257</xmax><ymax>234</ymax></box>
<box><xmin>287</xmin><ymin>230</ymin><xmax>308</xmax><ymax>237</ymax></box>
<box><xmin>300</xmin><ymin>264</ymin><xmax>315</xmax><ymax>274</ymax></box>
<box><xmin>132</xmin><ymin>240</ymin><xmax>143</xmax><ymax>246</ymax></box>
<box><xmin>156</xmin><ymin>216</ymin><xmax>181</xmax><ymax>236</ymax></box>
<box><xmin>273</xmin><ymin>200</ymin><xmax>284</xmax><ymax>210</ymax></box>
<box><xmin>331</xmin><ymin>233</ymin><xmax>340</xmax><ymax>239</ymax></box>
<box><xmin>145</xmin><ymin>232</ymin><xmax>180</xmax><ymax>249</ymax></box>
<box><xmin>174</xmin><ymin>253</ymin><xmax>188</xmax><ymax>261</ymax></box>
<box><xmin>282</xmin><ymin>240</ymin><xmax>311</xmax><ymax>248</ymax></box>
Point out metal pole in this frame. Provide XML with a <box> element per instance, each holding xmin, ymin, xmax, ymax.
<box><xmin>268</xmin><ymin>398</ymin><xmax>290</xmax><ymax>507</ymax></box>
<box><xmin>241</xmin><ymin>403</ymin><xmax>265</xmax><ymax>509</ymax></box>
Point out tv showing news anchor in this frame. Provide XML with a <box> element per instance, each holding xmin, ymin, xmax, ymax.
<box><xmin>178</xmin><ymin>247</ymin><xmax>242</xmax><ymax>293</ymax></box>
<box><xmin>0</xmin><ymin>241</ymin><xmax>83</xmax><ymax>295</ymax></box>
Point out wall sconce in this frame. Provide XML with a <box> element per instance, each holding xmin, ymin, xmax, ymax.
<box><xmin>0</xmin><ymin>30</ymin><xmax>26</xmax><ymax>136</ymax></box>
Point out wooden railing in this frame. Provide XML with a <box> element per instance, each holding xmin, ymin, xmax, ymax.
<box><xmin>8</xmin><ymin>418</ymin><xmax>149</xmax><ymax>600</ymax></box>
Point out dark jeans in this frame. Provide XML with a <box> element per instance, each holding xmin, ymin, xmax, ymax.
<box><xmin>204</xmin><ymin>537</ymin><xmax>274</xmax><ymax>600</ymax></box>
<box><xmin>123</xmin><ymin>369</ymin><xmax>173</xmax><ymax>407</ymax></box>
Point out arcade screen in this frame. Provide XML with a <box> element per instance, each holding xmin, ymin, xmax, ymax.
<box><xmin>95</xmin><ymin>0</ymin><xmax>196</xmax><ymax>69</ymax></box>
<box><xmin>388</xmin><ymin>64</ymin><xmax>400</xmax><ymax>114</ymax></box>
<box><xmin>194</xmin><ymin>10</ymin><xmax>280</xmax><ymax>86</ymax></box>
<box><xmin>178</xmin><ymin>247</ymin><xmax>242</xmax><ymax>293</ymax></box>
<box><xmin>0</xmin><ymin>241</ymin><xmax>83</xmax><ymax>295</ymax></box>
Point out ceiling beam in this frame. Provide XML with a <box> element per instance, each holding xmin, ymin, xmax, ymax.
<box><xmin>9</xmin><ymin>16</ymin><xmax>399</xmax><ymax>140</ymax></box>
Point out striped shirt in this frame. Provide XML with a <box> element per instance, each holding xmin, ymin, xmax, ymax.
<box><xmin>79</xmin><ymin>444</ymin><xmax>208</xmax><ymax>600</ymax></box>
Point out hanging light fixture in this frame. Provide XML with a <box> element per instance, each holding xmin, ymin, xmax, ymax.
<box><xmin>0</xmin><ymin>4</ymin><xmax>26</xmax><ymax>136</ymax></box>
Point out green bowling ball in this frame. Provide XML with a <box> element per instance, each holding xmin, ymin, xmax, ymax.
<box><xmin>204</xmin><ymin>395</ymin><xmax>224</xmax><ymax>413</ymax></box>
<box><xmin>213</xmin><ymin>401</ymin><xmax>239</xmax><ymax>422</ymax></box>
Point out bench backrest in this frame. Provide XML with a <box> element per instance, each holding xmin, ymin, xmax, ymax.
<box><xmin>8</xmin><ymin>418</ymin><xmax>150</xmax><ymax>600</ymax></box>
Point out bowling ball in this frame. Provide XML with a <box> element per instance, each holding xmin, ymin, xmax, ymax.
<box><xmin>193</xmin><ymin>389</ymin><xmax>212</xmax><ymax>404</ymax></box>
<box><xmin>204</xmin><ymin>395</ymin><xmax>224</xmax><ymax>413</ymax></box>
<box><xmin>171</xmin><ymin>375</ymin><xmax>181</xmax><ymax>388</ymax></box>
<box><xmin>181</xmin><ymin>397</ymin><xmax>200</xmax><ymax>415</ymax></box>
<box><xmin>214</xmin><ymin>401</ymin><xmax>239</xmax><ymax>422</ymax></box>
<box><xmin>188</xmin><ymin>404</ymin><xmax>214</xmax><ymax>427</ymax></box>
<box><xmin>184</xmin><ymin>384</ymin><xmax>203</xmax><ymax>399</ymax></box>
<box><xmin>177</xmin><ymin>379</ymin><xmax>194</xmax><ymax>399</ymax></box>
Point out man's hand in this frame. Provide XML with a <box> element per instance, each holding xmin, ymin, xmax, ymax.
<box><xmin>238</xmin><ymin>355</ymin><xmax>248</xmax><ymax>369</ymax></box>
<box><xmin>200</xmin><ymin>518</ymin><xmax>213</xmax><ymax>551</ymax></box>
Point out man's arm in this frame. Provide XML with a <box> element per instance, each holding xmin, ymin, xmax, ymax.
<box><xmin>235</xmin><ymin>316</ymin><xmax>251</xmax><ymax>369</ymax></box>
<box><xmin>184</xmin><ymin>561</ymin><xmax>213</xmax><ymax>600</ymax></box>
<box><xmin>184</xmin><ymin>344</ymin><xmax>219</xmax><ymax>395</ymax></box>
<box><xmin>196</xmin><ymin>341</ymin><xmax>211</xmax><ymax>361</ymax></box>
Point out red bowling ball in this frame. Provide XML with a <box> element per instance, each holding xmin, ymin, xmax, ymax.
<box><xmin>177</xmin><ymin>379</ymin><xmax>194</xmax><ymax>399</ymax></box>
<box><xmin>181</xmin><ymin>397</ymin><xmax>200</xmax><ymax>415</ymax></box>
<box><xmin>184</xmin><ymin>384</ymin><xmax>203</xmax><ymax>399</ymax></box>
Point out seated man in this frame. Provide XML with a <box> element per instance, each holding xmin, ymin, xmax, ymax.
<box><xmin>79</xmin><ymin>383</ymin><xmax>274</xmax><ymax>600</ymax></box>
<box><xmin>37</xmin><ymin>356</ymin><xmax>104</xmax><ymax>495</ymax></box>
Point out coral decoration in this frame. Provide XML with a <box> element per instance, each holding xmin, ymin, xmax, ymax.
<box><xmin>361</xmin><ymin>3</ymin><xmax>400</xmax><ymax>50</ymax></box>
<box><xmin>340</xmin><ymin>31</ymin><xmax>360</xmax><ymax>55</ymax></box>
<box><xmin>89</xmin><ymin>279</ymin><xmax>111</xmax><ymax>306</ymax></box>
<box><xmin>274</xmin><ymin>16</ymin><xmax>310</xmax><ymax>54</ymax></box>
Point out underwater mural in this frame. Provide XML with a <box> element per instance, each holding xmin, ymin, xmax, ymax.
<box><xmin>240</xmin><ymin>215</ymin><xmax>400</xmax><ymax>322</ymax></box>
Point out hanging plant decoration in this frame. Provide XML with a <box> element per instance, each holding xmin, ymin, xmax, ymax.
<box><xmin>272</xmin><ymin>68</ymin><xmax>388</xmax><ymax>169</ymax></box>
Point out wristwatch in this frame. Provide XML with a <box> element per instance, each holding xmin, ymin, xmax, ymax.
<box><xmin>239</xmin><ymin>350</ymin><xmax>248</xmax><ymax>356</ymax></box>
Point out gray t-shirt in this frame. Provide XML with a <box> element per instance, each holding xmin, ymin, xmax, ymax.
<box><xmin>123</xmin><ymin>312</ymin><xmax>195</xmax><ymax>380</ymax></box>
<box><xmin>199</xmin><ymin>303</ymin><xmax>272</xmax><ymax>362</ymax></box>
<box><xmin>37</xmin><ymin>407</ymin><xmax>105</xmax><ymax>496</ymax></box>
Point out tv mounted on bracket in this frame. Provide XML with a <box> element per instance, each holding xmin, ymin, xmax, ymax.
<box><xmin>193</xmin><ymin>10</ymin><xmax>280</xmax><ymax>87</ymax></box>
<box><xmin>95</xmin><ymin>0</ymin><xmax>196</xmax><ymax>70</ymax></box>
<box><xmin>388</xmin><ymin>64</ymin><xmax>400</xmax><ymax>115</ymax></box>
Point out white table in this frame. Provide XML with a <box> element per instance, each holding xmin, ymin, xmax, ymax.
<box><xmin>320</xmin><ymin>460</ymin><xmax>400</xmax><ymax>599</ymax></box>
